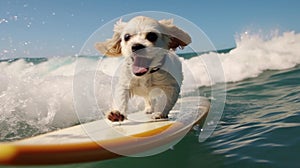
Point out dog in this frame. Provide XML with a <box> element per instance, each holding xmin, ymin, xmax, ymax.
<box><xmin>95</xmin><ymin>16</ymin><xmax>191</xmax><ymax>122</ymax></box>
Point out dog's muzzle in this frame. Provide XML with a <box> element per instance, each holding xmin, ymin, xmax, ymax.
<box><xmin>131</xmin><ymin>48</ymin><xmax>167</xmax><ymax>76</ymax></box>
<box><xmin>132</xmin><ymin>56</ymin><xmax>161</xmax><ymax>76</ymax></box>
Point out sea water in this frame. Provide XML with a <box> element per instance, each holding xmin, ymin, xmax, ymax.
<box><xmin>0</xmin><ymin>31</ymin><xmax>300</xmax><ymax>167</ymax></box>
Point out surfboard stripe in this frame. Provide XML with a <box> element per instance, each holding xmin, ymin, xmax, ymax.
<box><xmin>0</xmin><ymin>123</ymin><xmax>182</xmax><ymax>165</ymax></box>
<box><xmin>0</xmin><ymin>97</ymin><xmax>210</xmax><ymax>165</ymax></box>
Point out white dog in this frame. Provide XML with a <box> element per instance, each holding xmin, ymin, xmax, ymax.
<box><xmin>95</xmin><ymin>16</ymin><xmax>191</xmax><ymax>122</ymax></box>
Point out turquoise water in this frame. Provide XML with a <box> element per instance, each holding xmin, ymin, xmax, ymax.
<box><xmin>2</xmin><ymin>65</ymin><xmax>298</xmax><ymax>168</ymax></box>
<box><xmin>1</xmin><ymin>32</ymin><xmax>300</xmax><ymax>167</ymax></box>
<box><xmin>65</xmin><ymin>66</ymin><xmax>300</xmax><ymax>168</ymax></box>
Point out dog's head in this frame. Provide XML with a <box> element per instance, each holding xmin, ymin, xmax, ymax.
<box><xmin>96</xmin><ymin>16</ymin><xmax>191</xmax><ymax>76</ymax></box>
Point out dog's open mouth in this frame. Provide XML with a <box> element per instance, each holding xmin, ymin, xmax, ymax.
<box><xmin>131</xmin><ymin>48</ymin><xmax>166</xmax><ymax>76</ymax></box>
<box><xmin>132</xmin><ymin>66</ymin><xmax>160</xmax><ymax>76</ymax></box>
<box><xmin>132</xmin><ymin>66</ymin><xmax>149</xmax><ymax>76</ymax></box>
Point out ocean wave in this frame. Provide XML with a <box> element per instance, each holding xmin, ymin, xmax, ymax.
<box><xmin>1</xmin><ymin>30</ymin><xmax>300</xmax><ymax>141</ymax></box>
<box><xmin>183</xmin><ymin>31</ymin><xmax>300</xmax><ymax>86</ymax></box>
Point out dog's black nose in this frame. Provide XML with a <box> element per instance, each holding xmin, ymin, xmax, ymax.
<box><xmin>131</xmin><ymin>44</ymin><xmax>146</xmax><ymax>52</ymax></box>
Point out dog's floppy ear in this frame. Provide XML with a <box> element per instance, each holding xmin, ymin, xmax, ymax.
<box><xmin>95</xmin><ymin>19</ymin><xmax>126</xmax><ymax>57</ymax></box>
<box><xmin>159</xmin><ymin>19</ymin><xmax>192</xmax><ymax>50</ymax></box>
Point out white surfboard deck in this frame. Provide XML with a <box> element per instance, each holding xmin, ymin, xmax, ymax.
<box><xmin>0</xmin><ymin>97</ymin><xmax>210</xmax><ymax>166</ymax></box>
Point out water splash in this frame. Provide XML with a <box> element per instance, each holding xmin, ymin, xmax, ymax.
<box><xmin>1</xmin><ymin>30</ymin><xmax>300</xmax><ymax>141</ymax></box>
<box><xmin>183</xmin><ymin>31</ymin><xmax>300</xmax><ymax>87</ymax></box>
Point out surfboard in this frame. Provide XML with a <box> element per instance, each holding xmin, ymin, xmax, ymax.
<box><xmin>0</xmin><ymin>97</ymin><xmax>210</xmax><ymax>166</ymax></box>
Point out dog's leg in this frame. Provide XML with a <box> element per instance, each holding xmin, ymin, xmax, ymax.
<box><xmin>108</xmin><ymin>62</ymin><xmax>132</xmax><ymax>122</ymax></box>
<box><xmin>162</xmin><ymin>87</ymin><xmax>179</xmax><ymax>117</ymax></box>
<box><xmin>144</xmin><ymin>97</ymin><xmax>154</xmax><ymax>114</ymax></box>
<box><xmin>108</xmin><ymin>87</ymin><xmax>130</xmax><ymax>122</ymax></box>
<box><xmin>151</xmin><ymin>86</ymin><xmax>179</xmax><ymax>119</ymax></box>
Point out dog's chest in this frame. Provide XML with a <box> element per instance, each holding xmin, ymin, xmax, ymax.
<box><xmin>129</xmin><ymin>70</ymin><xmax>175</xmax><ymax>89</ymax></box>
<box><xmin>129</xmin><ymin>75</ymin><xmax>152</xmax><ymax>88</ymax></box>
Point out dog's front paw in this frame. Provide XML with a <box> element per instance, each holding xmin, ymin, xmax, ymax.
<box><xmin>107</xmin><ymin>110</ymin><xmax>126</xmax><ymax>122</ymax></box>
<box><xmin>151</xmin><ymin>112</ymin><xmax>168</xmax><ymax>120</ymax></box>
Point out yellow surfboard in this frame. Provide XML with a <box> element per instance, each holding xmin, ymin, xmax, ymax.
<box><xmin>0</xmin><ymin>97</ymin><xmax>210</xmax><ymax>166</ymax></box>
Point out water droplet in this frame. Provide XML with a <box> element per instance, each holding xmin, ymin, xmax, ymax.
<box><xmin>13</xmin><ymin>15</ymin><xmax>18</xmax><ymax>21</ymax></box>
<box><xmin>27</xmin><ymin>22</ymin><xmax>31</xmax><ymax>28</ymax></box>
<box><xmin>0</xmin><ymin>18</ymin><xmax>8</xmax><ymax>24</ymax></box>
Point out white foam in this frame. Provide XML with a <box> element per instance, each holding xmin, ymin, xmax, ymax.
<box><xmin>183</xmin><ymin>31</ymin><xmax>300</xmax><ymax>88</ymax></box>
<box><xmin>0</xmin><ymin>58</ymin><xmax>77</xmax><ymax>131</ymax></box>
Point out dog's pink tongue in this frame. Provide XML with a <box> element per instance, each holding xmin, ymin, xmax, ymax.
<box><xmin>132</xmin><ymin>66</ymin><xmax>148</xmax><ymax>74</ymax></box>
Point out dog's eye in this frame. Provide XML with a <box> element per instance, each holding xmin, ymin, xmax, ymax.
<box><xmin>124</xmin><ymin>34</ymin><xmax>131</xmax><ymax>42</ymax></box>
<box><xmin>146</xmin><ymin>32</ymin><xmax>158</xmax><ymax>42</ymax></box>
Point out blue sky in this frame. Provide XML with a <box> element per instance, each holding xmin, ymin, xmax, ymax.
<box><xmin>1</xmin><ymin>0</ymin><xmax>300</xmax><ymax>58</ymax></box>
